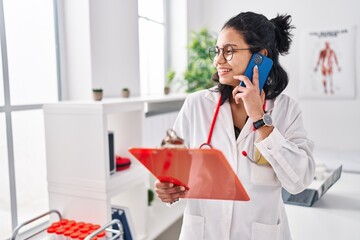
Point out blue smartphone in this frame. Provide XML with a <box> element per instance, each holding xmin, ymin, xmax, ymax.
<box><xmin>240</xmin><ymin>52</ymin><xmax>273</xmax><ymax>91</ymax></box>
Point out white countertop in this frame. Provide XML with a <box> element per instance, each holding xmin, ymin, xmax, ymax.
<box><xmin>285</xmin><ymin>172</ymin><xmax>360</xmax><ymax>240</ymax></box>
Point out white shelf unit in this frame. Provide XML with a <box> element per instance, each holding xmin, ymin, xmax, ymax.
<box><xmin>43</xmin><ymin>94</ymin><xmax>186</xmax><ymax>240</ymax></box>
<box><xmin>146</xmin><ymin>199</ymin><xmax>186</xmax><ymax>239</ymax></box>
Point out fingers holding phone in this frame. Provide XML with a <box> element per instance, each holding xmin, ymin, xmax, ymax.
<box><xmin>233</xmin><ymin>66</ymin><xmax>260</xmax><ymax>102</ymax></box>
<box><xmin>234</xmin><ymin>52</ymin><xmax>273</xmax><ymax>96</ymax></box>
<box><xmin>243</xmin><ymin>52</ymin><xmax>273</xmax><ymax>91</ymax></box>
<box><xmin>233</xmin><ymin>53</ymin><xmax>272</xmax><ymax>118</ymax></box>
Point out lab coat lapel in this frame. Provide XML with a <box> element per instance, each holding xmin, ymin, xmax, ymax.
<box><xmin>237</xmin><ymin>99</ymin><xmax>274</xmax><ymax>143</ymax></box>
<box><xmin>204</xmin><ymin>91</ymin><xmax>235</xmax><ymax>147</ymax></box>
<box><xmin>203</xmin><ymin>92</ymin><xmax>275</xmax><ymax>147</ymax></box>
<box><xmin>236</xmin><ymin>118</ymin><xmax>253</xmax><ymax>143</ymax></box>
<box><xmin>220</xmin><ymin>100</ymin><xmax>237</xmax><ymax>146</ymax></box>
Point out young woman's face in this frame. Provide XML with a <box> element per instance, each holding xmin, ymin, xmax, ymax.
<box><xmin>214</xmin><ymin>27</ymin><xmax>252</xmax><ymax>87</ymax></box>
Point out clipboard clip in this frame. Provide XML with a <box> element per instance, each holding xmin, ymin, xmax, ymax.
<box><xmin>160</xmin><ymin>129</ymin><xmax>186</xmax><ymax>148</ymax></box>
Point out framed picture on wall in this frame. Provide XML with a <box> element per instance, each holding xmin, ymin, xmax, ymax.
<box><xmin>299</xmin><ymin>26</ymin><xmax>356</xmax><ymax>99</ymax></box>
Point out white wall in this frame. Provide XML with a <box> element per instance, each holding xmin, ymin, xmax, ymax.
<box><xmin>168</xmin><ymin>0</ymin><xmax>188</xmax><ymax>93</ymax></box>
<box><xmin>59</xmin><ymin>0</ymin><xmax>140</xmax><ymax>100</ymax></box>
<box><xmin>59</xmin><ymin>0</ymin><xmax>92</xmax><ymax>100</ymax></box>
<box><xmin>59</xmin><ymin>0</ymin><xmax>360</xmax><ymax>151</ymax></box>
<box><xmin>89</xmin><ymin>0</ymin><xmax>140</xmax><ymax>97</ymax></box>
<box><xmin>187</xmin><ymin>0</ymin><xmax>360</xmax><ymax>151</ymax></box>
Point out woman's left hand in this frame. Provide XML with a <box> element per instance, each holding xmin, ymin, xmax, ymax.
<box><xmin>232</xmin><ymin>65</ymin><xmax>266</xmax><ymax>120</ymax></box>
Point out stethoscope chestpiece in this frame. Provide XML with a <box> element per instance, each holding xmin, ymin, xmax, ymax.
<box><xmin>199</xmin><ymin>143</ymin><xmax>213</xmax><ymax>149</ymax></box>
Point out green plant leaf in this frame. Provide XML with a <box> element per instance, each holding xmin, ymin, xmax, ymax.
<box><xmin>166</xmin><ymin>68</ymin><xmax>176</xmax><ymax>86</ymax></box>
<box><xmin>184</xmin><ymin>28</ymin><xmax>217</xmax><ymax>93</ymax></box>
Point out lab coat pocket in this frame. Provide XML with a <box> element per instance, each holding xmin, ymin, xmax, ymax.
<box><xmin>179</xmin><ymin>212</ymin><xmax>204</xmax><ymax>240</ymax></box>
<box><xmin>251</xmin><ymin>164</ymin><xmax>280</xmax><ymax>186</ymax></box>
<box><xmin>251</xmin><ymin>221</ymin><xmax>282</xmax><ymax>240</ymax></box>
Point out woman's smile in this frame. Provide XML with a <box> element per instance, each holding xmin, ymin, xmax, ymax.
<box><xmin>217</xmin><ymin>67</ymin><xmax>232</xmax><ymax>76</ymax></box>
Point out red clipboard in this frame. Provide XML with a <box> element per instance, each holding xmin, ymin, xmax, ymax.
<box><xmin>128</xmin><ymin>147</ymin><xmax>250</xmax><ymax>201</ymax></box>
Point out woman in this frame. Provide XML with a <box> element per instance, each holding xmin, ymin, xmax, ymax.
<box><xmin>156</xmin><ymin>11</ymin><xmax>315</xmax><ymax>240</ymax></box>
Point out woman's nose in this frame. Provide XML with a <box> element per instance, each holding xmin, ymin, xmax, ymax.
<box><xmin>214</xmin><ymin>52</ymin><xmax>227</xmax><ymax>65</ymax></box>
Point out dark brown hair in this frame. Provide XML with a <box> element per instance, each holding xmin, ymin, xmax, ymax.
<box><xmin>213</xmin><ymin>12</ymin><xmax>294</xmax><ymax>104</ymax></box>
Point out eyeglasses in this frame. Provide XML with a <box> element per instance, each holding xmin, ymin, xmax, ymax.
<box><xmin>208</xmin><ymin>45</ymin><xmax>251</xmax><ymax>62</ymax></box>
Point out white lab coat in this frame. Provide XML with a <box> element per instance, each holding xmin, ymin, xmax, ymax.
<box><xmin>174</xmin><ymin>89</ymin><xmax>315</xmax><ymax>240</ymax></box>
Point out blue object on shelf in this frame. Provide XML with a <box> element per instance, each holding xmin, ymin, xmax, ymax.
<box><xmin>112</xmin><ymin>207</ymin><xmax>133</xmax><ymax>240</ymax></box>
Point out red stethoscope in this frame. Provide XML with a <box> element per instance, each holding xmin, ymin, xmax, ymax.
<box><xmin>199</xmin><ymin>94</ymin><xmax>267</xmax><ymax>165</ymax></box>
<box><xmin>199</xmin><ymin>95</ymin><xmax>223</xmax><ymax>149</ymax></box>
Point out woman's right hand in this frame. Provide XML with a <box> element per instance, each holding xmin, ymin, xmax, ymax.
<box><xmin>155</xmin><ymin>180</ymin><xmax>187</xmax><ymax>203</ymax></box>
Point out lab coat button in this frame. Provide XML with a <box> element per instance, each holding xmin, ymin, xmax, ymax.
<box><xmin>267</xmin><ymin>144</ymin><xmax>273</xmax><ymax>150</ymax></box>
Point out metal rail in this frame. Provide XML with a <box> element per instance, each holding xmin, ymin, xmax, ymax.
<box><xmin>11</xmin><ymin>209</ymin><xmax>62</xmax><ymax>240</ymax></box>
<box><xmin>84</xmin><ymin>219</ymin><xmax>124</xmax><ymax>240</ymax></box>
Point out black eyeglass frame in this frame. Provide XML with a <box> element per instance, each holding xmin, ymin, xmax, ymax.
<box><xmin>208</xmin><ymin>45</ymin><xmax>251</xmax><ymax>62</ymax></box>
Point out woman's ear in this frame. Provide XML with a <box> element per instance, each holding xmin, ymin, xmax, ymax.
<box><xmin>259</xmin><ymin>49</ymin><xmax>268</xmax><ymax>56</ymax></box>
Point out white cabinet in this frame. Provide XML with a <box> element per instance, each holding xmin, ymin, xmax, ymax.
<box><xmin>43</xmin><ymin>95</ymin><xmax>186</xmax><ymax>240</ymax></box>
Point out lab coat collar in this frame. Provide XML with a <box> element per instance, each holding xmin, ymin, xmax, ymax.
<box><xmin>203</xmin><ymin>89</ymin><xmax>275</xmax><ymax>144</ymax></box>
<box><xmin>203</xmin><ymin>89</ymin><xmax>236</xmax><ymax>147</ymax></box>
<box><xmin>203</xmin><ymin>89</ymin><xmax>249</xmax><ymax>145</ymax></box>
<box><xmin>237</xmin><ymin>117</ymin><xmax>254</xmax><ymax>143</ymax></box>
<box><xmin>205</xmin><ymin>89</ymin><xmax>276</xmax><ymax>143</ymax></box>
<box><xmin>203</xmin><ymin>87</ymin><xmax>220</xmax><ymax>103</ymax></box>
<box><xmin>203</xmin><ymin>88</ymin><xmax>275</xmax><ymax>111</ymax></box>
<box><xmin>264</xmin><ymin>98</ymin><xmax>274</xmax><ymax>112</ymax></box>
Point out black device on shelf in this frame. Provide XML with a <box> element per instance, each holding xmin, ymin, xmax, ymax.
<box><xmin>108</xmin><ymin>131</ymin><xmax>116</xmax><ymax>174</ymax></box>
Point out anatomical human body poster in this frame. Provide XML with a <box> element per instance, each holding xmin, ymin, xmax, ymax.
<box><xmin>299</xmin><ymin>26</ymin><xmax>356</xmax><ymax>99</ymax></box>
